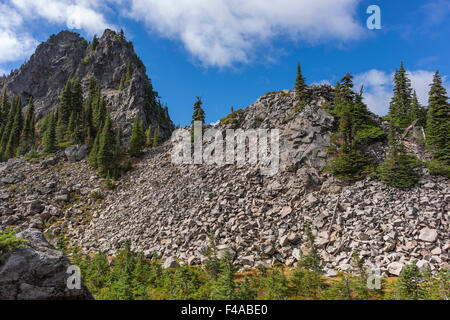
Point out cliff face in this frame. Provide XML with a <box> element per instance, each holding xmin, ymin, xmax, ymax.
<box><xmin>1</xmin><ymin>29</ymin><xmax>174</xmax><ymax>139</ymax></box>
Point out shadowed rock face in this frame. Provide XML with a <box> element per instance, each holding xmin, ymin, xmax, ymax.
<box><xmin>1</xmin><ymin>29</ymin><xmax>174</xmax><ymax>140</ymax></box>
<box><xmin>0</xmin><ymin>229</ymin><xmax>93</xmax><ymax>300</ymax></box>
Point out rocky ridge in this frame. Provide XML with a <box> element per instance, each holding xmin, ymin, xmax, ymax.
<box><xmin>1</xmin><ymin>29</ymin><xmax>174</xmax><ymax>139</ymax></box>
<box><xmin>0</xmin><ymin>87</ymin><xmax>448</xmax><ymax>277</ymax></box>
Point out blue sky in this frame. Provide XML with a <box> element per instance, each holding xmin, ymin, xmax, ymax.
<box><xmin>0</xmin><ymin>0</ymin><xmax>449</xmax><ymax>126</ymax></box>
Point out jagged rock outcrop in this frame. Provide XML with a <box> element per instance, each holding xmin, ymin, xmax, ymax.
<box><xmin>1</xmin><ymin>29</ymin><xmax>174</xmax><ymax>139</ymax></box>
<box><xmin>0</xmin><ymin>229</ymin><xmax>92</xmax><ymax>300</ymax></box>
<box><xmin>1</xmin><ymin>87</ymin><xmax>448</xmax><ymax>278</ymax></box>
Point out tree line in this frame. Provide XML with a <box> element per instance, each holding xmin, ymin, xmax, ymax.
<box><xmin>294</xmin><ymin>61</ymin><xmax>449</xmax><ymax>187</ymax></box>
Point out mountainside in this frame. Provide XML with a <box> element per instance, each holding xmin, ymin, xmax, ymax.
<box><xmin>1</xmin><ymin>87</ymin><xmax>448</xmax><ymax>278</ymax></box>
<box><xmin>1</xmin><ymin>29</ymin><xmax>174</xmax><ymax>139</ymax></box>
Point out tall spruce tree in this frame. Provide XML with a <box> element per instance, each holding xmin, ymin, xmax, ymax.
<box><xmin>377</xmin><ymin>122</ymin><xmax>419</xmax><ymax>188</ymax></box>
<box><xmin>19</xmin><ymin>97</ymin><xmax>35</xmax><ymax>155</ymax></box>
<box><xmin>88</xmin><ymin>131</ymin><xmax>100</xmax><ymax>168</ymax></box>
<box><xmin>425</xmin><ymin>71</ymin><xmax>450</xmax><ymax>164</ymax></box>
<box><xmin>43</xmin><ymin>112</ymin><xmax>57</xmax><ymax>154</ymax></box>
<box><xmin>411</xmin><ymin>91</ymin><xmax>427</xmax><ymax>128</ymax></box>
<box><xmin>97</xmin><ymin>115</ymin><xmax>115</xmax><ymax>175</ymax></box>
<box><xmin>128</xmin><ymin>115</ymin><xmax>145</xmax><ymax>156</ymax></box>
<box><xmin>112</xmin><ymin>126</ymin><xmax>122</xmax><ymax>179</ymax></box>
<box><xmin>192</xmin><ymin>96</ymin><xmax>205</xmax><ymax>124</ymax></box>
<box><xmin>294</xmin><ymin>62</ymin><xmax>308</xmax><ymax>105</ymax></box>
<box><xmin>152</xmin><ymin>126</ymin><xmax>162</xmax><ymax>147</ymax></box>
<box><xmin>389</xmin><ymin>62</ymin><xmax>413</xmax><ymax>130</ymax></box>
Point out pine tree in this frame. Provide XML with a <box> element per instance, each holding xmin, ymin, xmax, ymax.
<box><xmin>112</xmin><ymin>126</ymin><xmax>122</xmax><ymax>179</ymax></box>
<box><xmin>126</xmin><ymin>62</ymin><xmax>132</xmax><ymax>83</ymax></box>
<box><xmin>119</xmin><ymin>74</ymin><xmax>125</xmax><ymax>91</ymax></box>
<box><xmin>334</xmin><ymin>73</ymin><xmax>355</xmax><ymax>115</ymax></box>
<box><xmin>88</xmin><ymin>131</ymin><xmax>100</xmax><ymax>168</ymax></box>
<box><xmin>18</xmin><ymin>97</ymin><xmax>35</xmax><ymax>155</ymax></box>
<box><xmin>389</xmin><ymin>62</ymin><xmax>413</xmax><ymax>130</ymax></box>
<box><xmin>152</xmin><ymin>126</ymin><xmax>162</xmax><ymax>147</ymax></box>
<box><xmin>4</xmin><ymin>98</ymin><xmax>23</xmax><ymax>159</ymax></box>
<box><xmin>425</xmin><ymin>71</ymin><xmax>450</xmax><ymax>164</ymax></box>
<box><xmin>411</xmin><ymin>91</ymin><xmax>427</xmax><ymax>128</ymax></box>
<box><xmin>145</xmin><ymin>125</ymin><xmax>152</xmax><ymax>147</ymax></box>
<box><xmin>128</xmin><ymin>116</ymin><xmax>145</xmax><ymax>156</ymax></box>
<box><xmin>0</xmin><ymin>89</ymin><xmax>9</xmax><ymax>128</ymax></box>
<box><xmin>43</xmin><ymin>112</ymin><xmax>57</xmax><ymax>154</ymax></box>
<box><xmin>294</xmin><ymin>62</ymin><xmax>308</xmax><ymax>105</ymax></box>
<box><xmin>377</xmin><ymin>123</ymin><xmax>419</xmax><ymax>188</ymax></box>
<box><xmin>97</xmin><ymin>115</ymin><xmax>115</xmax><ymax>175</ymax></box>
<box><xmin>192</xmin><ymin>96</ymin><xmax>205</xmax><ymax>124</ymax></box>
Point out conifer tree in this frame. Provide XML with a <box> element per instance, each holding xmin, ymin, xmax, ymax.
<box><xmin>152</xmin><ymin>126</ymin><xmax>162</xmax><ymax>147</ymax></box>
<box><xmin>126</xmin><ymin>62</ymin><xmax>132</xmax><ymax>83</ymax></box>
<box><xmin>0</xmin><ymin>89</ymin><xmax>9</xmax><ymax>127</ymax></box>
<box><xmin>425</xmin><ymin>71</ymin><xmax>450</xmax><ymax>164</ymax></box>
<box><xmin>4</xmin><ymin>98</ymin><xmax>23</xmax><ymax>158</ymax></box>
<box><xmin>19</xmin><ymin>97</ymin><xmax>35</xmax><ymax>155</ymax></box>
<box><xmin>377</xmin><ymin>122</ymin><xmax>419</xmax><ymax>188</ymax></box>
<box><xmin>389</xmin><ymin>62</ymin><xmax>413</xmax><ymax>130</ymax></box>
<box><xmin>192</xmin><ymin>96</ymin><xmax>205</xmax><ymax>124</ymax></box>
<box><xmin>72</xmin><ymin>78</ymin><xmax>83</xmax><ymax>115</ymax></box>
<box><xmin>43</xmin><ymin>112</ymin><xmax>57</xmax><ymax>154</ymax></box>
<box><xmin>88</xmin><ymin>131</ymin><xmax>100</xmax><ymax>168</ymax></box>
<box><xmin>411</xmin><ymin>91</ymin><xmax>427</xmax><ymax>128</ymax></box>
<box><xmin>119</xmin><ymin>74</ymin><xmax>125</xmax><ymax>91</ymax></box>
<box><xmin>97</xmin><ymin>115</ymin><xmax>115</xmax><ymax>175</ymax></box>
<box><xmin>128</xmin><ymin>116</ymin><xmax>145</xmax><ymax>156</ymax></box>
<box><xmin>112</xmin><ymin>126</ymin><xmax>122</xmax><ymax>179</ymax></box>
<box><xmin>145</xmin><ymin>125</ymin><xmax>152</xmax><ymax>147</ymax></box>
<box><xmin>294</xmin><ymin>62</ymin><xmax>308</xmax><ymax>105</ymax></box>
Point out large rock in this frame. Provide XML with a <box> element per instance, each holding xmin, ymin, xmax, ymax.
<box><xmin>419</xmin><ymin>228</ymin><xmax>438</xmax><ymax>242</ymax></box>
<box><xmin>0</xmin><ymin>229</ymin><xmax>93</xmax><ymax>300</ymax></box>
<box><xmin>65</xmin><ymin>145</ymin><xmax>88</xmax><ymax>162</ymax></box>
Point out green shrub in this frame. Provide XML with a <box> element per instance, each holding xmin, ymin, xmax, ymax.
<box><xmin>356</xmin><ymin>124</ymin><xmax>386</xmax><ymax>142</ymax></box>
<box><xmin>220</xmin><ymin>109</ymin><xmax>244</xmax><ymax>125</ymax></box>
<box><xmin>0</xmin><ymin>229</ymin><xmax>27</xmax><ymax>253</ymax></box>
<box><xmin>328</xmin><ymin>149</ymin><xmax>371</xmax><ymax>181</ymax></box>
<box><xmin>90</xmin><ymin>191</ymin><xmax>104</xmax><ymax>200</ymax></box>
<box><xmin>377</xmin><ymin>154</ymin><xmax>420</xmax><ymax>188</ymax></box>
<box><xmin>427</xmin><ymin>159</ymin><xmax>450</xmax><ymax>178</ymax></box>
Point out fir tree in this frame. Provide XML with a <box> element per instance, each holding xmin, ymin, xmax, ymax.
<box><xmin>43</xmin><ymin>112</ymin><xmax>58</xmax><ymax>154</ymax></box>
<box><xmin>411</xmin><ymin>91</ymin><xmax>427</xmax><ymax>128</ymax></box>
<box><xmin>88</xmin><ymin>131</ymin><xmax>100</xmax><ymax>168</ymax></box>
<box><xmin>145</xmin><ymin>125</ymin><xmax>152</xmax><ymax>147</ymax></box>
<box><xmin>119</xmin><ymin>74</ymin><xmax>125</xmax><ymax>91</ymax></box>
<box><xmin>112</xmin><ymin>126</ymin><xmax>122</xmax><ymax>179</ymax></box>
<box><xmin>192</xmin><ymin>96</ymin><xmax>205</xmax><ymax>124</ymax></box>
<box><xmin>425</xmin><ymin>71</ymin><xmax>450</xmax><ymax>164</ymax></box>
<box><xmin>377</xmin><ymin>123</ymin><xmax>419</xmax><ymax>188</ymax></box>
<box><xmin>389</xmin><ymin>62</ymin><xmax>413</xmax><ymax>130</ymax></box>
<box><xmin>126</xmin><ymin>62</ymin><xmax>132</xmax><ymax>83</ymax></box>
<box><xmin>128</xmin><ymin>116</ymin><xmax>145</xmax><ymax>156</ymax></box>
<box><xmin>294</xmin><ymin>62</ymin><xmax>308</xmax><ymax>106</ymax></box>
<box><xmin>152</xmin><ymin>126</ymin><xmax>162</xmax><ymax>147</ymax></box>
<box><xmin>97</xmin><ymin>115</ymin><xmax>115</xmax><ymax>175</ymax></box>
<box><xmin>18</xmin><ymin>97</ymin><xmax>35</xmax><ymax>155</ymax></box>
<box><xmin>72</xmin><ymin>78</ymin><xmax>83</xmax><ymax>115</ymax></box>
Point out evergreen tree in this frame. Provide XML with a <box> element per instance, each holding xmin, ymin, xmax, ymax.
<box><xmin>112</xmin><ymin>126</ymin><xmax>122</xmax><ymax>179</ymax></box>
<box><xmin>126</xmin><ymin>62</ymin><xmax>132</xmax><ymax>83</ymax></box>
<box><xmin>128</xmin><ymin>116</ymin><xmax>145</xmax><ymax>156</ymax></box>
<box><xmin>145</xmin><ymin>125</ymin><xmax>152</xmax><ymax>147</ymax></box>
<box><xmin>119</xmin><ymin>74</ymin><xmax>125</xmax><ymax>91</ymax></box>
<box><xmin>43</xmin><ymin>112</ymin><xmax>58</xmax><ymax>154</ymax></box>
<box><xmin>192</xmin><ymin>96</ymin><xmax>205</xmax><ymax>124</ymax></box>
<box><xmin>377</xmin><ymin>123</ymin><xmax>419</xmax><ymax>188</ymax></box>
<box><xmin>18</xmin><ymin>97</ymin><xmax>35</xmax><ymax>154</ymax></box>
<box><xmin>210</xmin><ymin>250</ymin><xmax>237</xmax><ymax>300</ymax></box>
<box><xmin>97</xmin><ymin>115</ymin><xmax>115</xmax><ymax>175</ymax></box>
<box><xmin>152</xmin><ymin>126</ymin><xmax>162</xmax><ymax>147</ymax></box>
<box><xmin>389</xmin><ymin>62</ymin><xmax>413</xmax><ymax>130</ymax></box>
<box><xmin>294</xmin><ymin>62</ymin><xmax>308</xmax><ymax>105</ymax></box>
<box><xmin>72</xmin><ymin>78</ymin><xmax>83</xmax><ymax>115</ymax></box>
<box><xmin>425</xmin><ymin>70</ymin><xmax>450</xmax><ymax>164</ymax></box>
<box><xmin>0</xmin><ymin>89</ymin><xmax>9</xmax><ymax>128</ymax></box>
<box><xmin>411</xmin><ymin>91</ymin><xmax>427</xmax><ymax>128</ymax></box>
<box><xmin>88</xmin><ymin>131</ymin><xmax>100</xmax><ymax>168</ymax></box>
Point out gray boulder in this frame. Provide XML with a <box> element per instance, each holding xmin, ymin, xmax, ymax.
<box><xmin>0</xmin><ymin>229</ymin><xmax>93</xmax><ymax>300</ymax></box>
<box><xmin>65</xmin><ymin>145</ymin><xmax>88</xmax><ymax>162</ymax></box>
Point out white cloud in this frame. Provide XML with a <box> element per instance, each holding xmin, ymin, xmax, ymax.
<box><xmin>0</xmin><ymin>0</ymin><xmax>113</xmax><ymax>71</ymax></box>
<box><xmin>352</xmin><ymin>69</ymin><xmax>450</xmax><ymax>116</ymax></box>
<box><xmin>125</xmin><ymin>0</ymin><xmax>364</xmax><ymax>67</ymax></box>
<box><xmin>11</xmin><ymin>0</ymin><xmax>112</xmax><ymax>35</ymax></box>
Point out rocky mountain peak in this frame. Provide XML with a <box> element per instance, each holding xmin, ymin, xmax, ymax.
<box><xmin>1</xmin><ymin>29</ymin><xmax>174</xmax><ymax>139</ymax></box>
